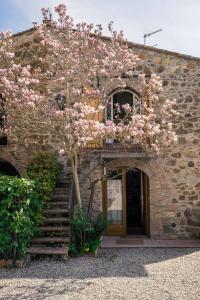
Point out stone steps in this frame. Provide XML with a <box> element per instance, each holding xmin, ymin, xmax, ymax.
<box><xmin>51</xmin><ymin>191</ymin><xmax>69</xmax><ymax>196</ymax></box>
<box><xmin>50</xmin><ymin>199</ymin><xmax>69</xmax><ymax>204</ymax></box>
<box><xmin>39</xmin><ymin>225</ymin><xmax>70</xmax><ymax>237</ymax></box>
<box><xmin>40</xmin><ymin>226</ymin><xmax>69</xmax><ymax>232</ymax></box>
<box><xmin>40</xmin><ymin>225</ymin><xmax>70</xmax><ymax>237</ymax></box>
<box><xmin>47</xmin><ymin>201</ymin><xmax>68</xmax><ymax>207</ymax></box>
<box><xmin>190</xmin><ymin>208</ymin><xmax>200</xmax><ymax>217</ymax></box>
<box><xmin>188</xmin><ymin>216</ymin><xmax>200</xmax><ymax>227</ymax></box>
<box><xmin>28</xmin><ymin>169</ymin><xmax>72</xmax><ymax>258</ymax></box>
<box><xmin>51</xmin><ymin>194</ymin><xmax>70</xmax><ymax>201</ymax></box>
<box><xmin>55</xmin><ymin>181</ymin><xmax>70</xmax><ymax>188</ymax></box>
<box><xmin>43</xmin><ymin>208</ymin><xmax>69</xmax><ymax>216</ymax></box>
<box><xmin>53</xmin><ymin>188</ymin><xmax>69</xmax><ymax>195</ymax></box>
<box><xmin>28</xmin><ymin>246</ymin><xmax>69</xmax><ymax>256</ymax></box>
<box><xmin>43</xmin><ymin>217</ymin><xmax>69</xmax><ymax>224</ymax></box>
<box><xmin>47</xmin><ymin>202</ymin><xmax>68</xmax><ymax>209</ymax></box>
<box><xmin>185</xmin><ymin>225</ymin><xmax>200</xmax><ymax>238</ymax></box>
<box><xmin>31</xmin><ymin>237</ymin><xmax>69</xmax><ymax>244</ymax></box>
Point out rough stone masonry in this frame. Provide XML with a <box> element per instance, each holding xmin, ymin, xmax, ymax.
<box><xmin>1</xmin><ymin>27</ymin><xmax>200</xmax><ymax>239</ymax></box>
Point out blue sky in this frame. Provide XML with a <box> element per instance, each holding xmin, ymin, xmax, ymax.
<box><xmin>0</xmin><ymin>0</ymin><xmax>200</xmax><ymax>57</ymax></box>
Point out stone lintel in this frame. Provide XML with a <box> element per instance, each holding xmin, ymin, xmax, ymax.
<box><xmin>100</xmin><ymin>152</ymin><xmax>155</xmax><ymax>159</ymax></box>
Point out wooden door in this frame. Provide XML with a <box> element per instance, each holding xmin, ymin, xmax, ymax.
<box><xmin>102</xmin><ymin>169</ymin><xmax>150</xmax><ymax>236</ymax></box>
<box><xmin>103</xmin><ymin>170</ymin><xmax>126</xmax><ymax>236</ymax></box>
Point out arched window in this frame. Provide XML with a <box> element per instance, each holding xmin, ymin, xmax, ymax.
<box><xmin>106</xmin><ymin>89</ymin><xmax>141</xmax><ymax>122</ymax></box>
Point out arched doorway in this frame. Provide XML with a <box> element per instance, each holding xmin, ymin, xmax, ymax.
<box><xmin>0</xmin><ymin>158</ymin><xmax>20</xmax><ymax>176</ymax></box>
<box><xmin>102</xmin><ymin>157</ymin><xmax>173</xmax><ymax>237</ymax></box>
<box><xmin>103</xmin><ymin>168</ymin><xmax>150</xmax><ymax>236</ymax></box>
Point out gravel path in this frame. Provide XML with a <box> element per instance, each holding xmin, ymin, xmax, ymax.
<box><xmin>0</xmin><ymin>248</ymin><xmax>200</xmax><ymax>300</ymax></box>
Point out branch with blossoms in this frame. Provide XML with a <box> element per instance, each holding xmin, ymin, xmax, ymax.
<box><xmin>0</xmin><ymin>30</ymin><xmax>47</xmax><ymax>145</ymax></box>
<box><xmin>0</xmin><ymin>3</ymin><xmax>177</xmax><ymax>208</ymax></box>
<box><xmin>78</xmin><ymin>156</ymin><xmax>140</xmax><ymax>218</ymax></box>
<box><xmin>34</xmin><ymin>4</ymin><xmax>139</xmax><ymax>108</ymax></box>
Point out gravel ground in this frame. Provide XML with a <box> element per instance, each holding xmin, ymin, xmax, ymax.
<box><xmin>0</xmin><ymin>248</ymin><xmax>200</xmax><ymax>300</ymax></box>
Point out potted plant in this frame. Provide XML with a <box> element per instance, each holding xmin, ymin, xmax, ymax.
<box><xmin>68</xmin><ymin>208</ymin><xmax>106</xmax><ymax>257</ymax></box>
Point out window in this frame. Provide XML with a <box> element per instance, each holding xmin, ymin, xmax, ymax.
<box><xmin>105</xmin><ymin>90</ymin><xmax>141</xmax><ymax>144</ymax></box>
<box><xmin>106</xmin><ymin>90</ymin><xmax>140</xmax><ymax>122</ymax></box>
<box><xmin>107</xmin><ymin>170</ymin><xmax>123</xmax><ymax>225</ymax></box>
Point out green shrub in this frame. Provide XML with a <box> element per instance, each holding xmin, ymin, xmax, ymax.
<box><xmin>26</xmin><ymin>152</ymin><xmax>59</xmax><ymax>203</ymax></box>
<box><xmin>0</xmin><ymin>176</ymin><xmax>42</xmax><ymax>260</ymax></box>
<box><xmin>0</xmin><ymin>153</ymin><xmax>59</xmax><ymax>261</ymax></box>
<box><xmin>69</xmin><ymin>208</ymin><xmax>107</xmax><ymax>256</ymax></box>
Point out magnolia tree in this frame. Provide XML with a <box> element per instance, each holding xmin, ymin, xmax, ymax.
<box><xmin>0</xmin><ymin>3</ymin><xmax>177</xmax><ymax>207</ymax></box>
<box><xmin>0</xmin><ymin>30</ymin><xmax>49</xmax><ymax>145</ymax></box>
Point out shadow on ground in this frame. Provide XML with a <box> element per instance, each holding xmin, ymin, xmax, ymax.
<box><xmin>0</xmin><ymin>248</ymin><xmax>200</xmax><ymax>300</ymax></box>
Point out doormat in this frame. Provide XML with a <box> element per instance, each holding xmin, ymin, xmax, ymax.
<box><xmin>116</xmin><ymin>239</ymin><xmax>144</xmax><ymax>245</ymax></box>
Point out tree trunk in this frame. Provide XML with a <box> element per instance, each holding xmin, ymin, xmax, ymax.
<box><xmin>71</xmin><ymin>153</ymin><xmax>82</xmax><ymax>208</ymax></box>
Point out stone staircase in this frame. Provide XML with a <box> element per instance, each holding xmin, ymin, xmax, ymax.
<box><xmin>28</xmin><ymin>169</ymin><xmax>71</xmax><ymax>258</ymax></box>
<box><xmin>185</xmin><ymin>207</ymin><xmax>200</xmax><ymax>238</ymax></box>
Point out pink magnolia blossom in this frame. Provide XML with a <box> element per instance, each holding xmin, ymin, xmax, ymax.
<box><xmin>0</xmin><ymin>3</ymin><xmax>177</xmax><ymax>207</ymax></box>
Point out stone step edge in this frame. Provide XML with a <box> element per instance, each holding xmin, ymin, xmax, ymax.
<box><xmin>43</xmin><ymin>217</ymin><xmax>69</xmax><ymax>223</ymax></box>
<box><xmin>188</xmin><ymin>217</ymin><xmax>200</xmax><ymax>227</ymax></box>
<box><xmin>50</xmin><ymin>196</ymin><xmax>69</xmax><ymax>200</ymax></box>
<box><xmin>47</xmin><ymin>202</ymin><xmax>68</xmax><ymax>206</ymax></box>
<box><xmin>53</xmin><ymin>188</ymin><xmax>69</xmax><ymax>191</ymax></box>
<box><xmin>39</xmin><ymin>226</ymin><xmax>70</xmax><ymax>231</ymax></box>
<box><xmin>44</xmin><ymin>209</ymin><xmax>69</xmax><ymax>214</ymax></box>
<box><xmin>185</xmin><ymin>225</ymin><xmax>200</xmax><ymax>234</ymax></box>
<box><xmin>51</xmin><ymin>195</ymin><xmax>70</xmax><ymax>199</ymax></box>
<box><xmin>28</xmin><ymin>246</ymin><xmax>69</xmax><ymax>255</ymax></box>
<box><xmin>31</xmin><ymin>237</ymin><xmax>69</xmax><ymax>243</ymax></box>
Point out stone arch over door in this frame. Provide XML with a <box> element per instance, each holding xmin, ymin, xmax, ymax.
<box><xmin>105</xmin><ymin>157</ymin><xmax>174</xmax><ymax>237</ymax></box>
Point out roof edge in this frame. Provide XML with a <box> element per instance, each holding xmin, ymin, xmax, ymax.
<box><xmin>101</xmin><ymin>34</ymin><xmax>200</xmax><ymax>62</ymax></box>
<box><xmin>13</xmin><ymin>27</ymin><xmax>200</xmax><ymax>62</ymax></box>
<box><xmin>13</xmin><ymin>27</ymin><xmax>35</xmax><ymax>37</ymax></box>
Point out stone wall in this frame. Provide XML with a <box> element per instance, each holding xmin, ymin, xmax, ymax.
<box><xmin>79</xmin><ymin>41</ymin><xmax>200</xmax><ymax>238</ymax></box>
<box><xmin>0</xmin><ymin>29</ymin><xmax>67</xmax><ymax>175</ymax></box>
<box><xmin>1</xmin><ymin>28</ymin><xmax>200</xmax><ymax>238</ymax></box>
<box><xmin>134</xmin><ymin>46</ymin><xmax>200</xmax><ymax>238</ymax></box>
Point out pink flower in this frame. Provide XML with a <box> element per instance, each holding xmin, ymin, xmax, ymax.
<box><xmin>59</xmin><ymin>149</ymin><xmax>65</xmax><ymax>155</ymax></box>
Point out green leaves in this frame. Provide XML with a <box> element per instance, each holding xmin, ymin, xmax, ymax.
<box><xmin>26</xmin><ymin>152</ymin><xmax>59</xmax><ymax>203</ymax></box>
<box><xmin>69</xmin><ymin>208</ymin><xmax>107</xmax><ymax>255</ymax></box>
<box><xmin>0</xmin><ymin>153</ymin><xmax>59</xmax><ymax>261</ymax></box>
<box><xmin>0</xmin><ymin>176</ymin><xmax>41</xmax><ymax>260</ymax></box>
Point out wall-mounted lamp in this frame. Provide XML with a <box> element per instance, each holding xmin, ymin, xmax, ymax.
<box><xmin>55</xmin><ymin>93</ymin><xmax>66</xmax><ymax>110</ymax></box>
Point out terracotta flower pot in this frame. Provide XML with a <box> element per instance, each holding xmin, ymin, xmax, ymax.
<box><xmin>15</xmin><ymin>260</ymin><xmax>24</xmax><ymax>268</ymax></box>
<box><xmin>0</xmin><ymin>259</ymin><xmax>7</xmax><ymax>268</ymax></box>
<box><xmin>6</xmin><ymin>259</ymin><xmax>13</xmax><ymax>267</ymax></box>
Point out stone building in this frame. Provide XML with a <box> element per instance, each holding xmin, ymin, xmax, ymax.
<box><xmin>1</xmin><ymin>27</ymin><xmax>200</xmax><ymax>240</ymax></box>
